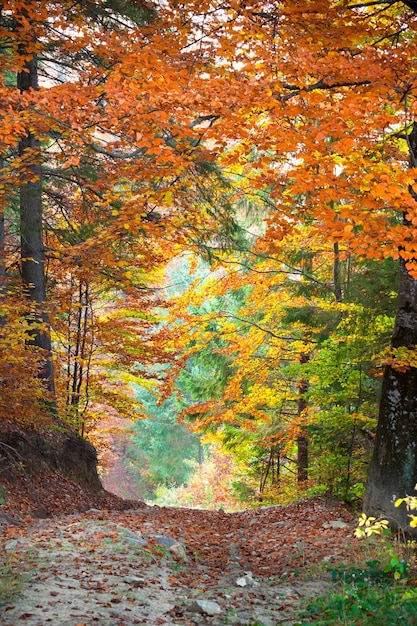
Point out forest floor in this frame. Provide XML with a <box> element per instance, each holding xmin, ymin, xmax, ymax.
<box><xmin>0</xmin><ymin>471</ymin><xmax>364</xmax><ymax>626</ymax></box>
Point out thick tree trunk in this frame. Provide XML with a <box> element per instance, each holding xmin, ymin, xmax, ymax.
<box><xmin>364</xmin><ymin>121</ymin><xmax>417</xmax><ymax>531</ymax></box>
<box><xmin>364</xmin><ymin>257</ymin><xmax>417</xmax><ymax>530</ymax></box>
<box><xmin>18</xmin><ymin>54</ymin><xmax>56</xmax><ymax>397</ymax></box>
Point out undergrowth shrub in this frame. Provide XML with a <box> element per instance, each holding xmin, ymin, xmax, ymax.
<box><xmin>298</xmin><ymin>575</ymin><xmax>417</xmax><ymax>625</ymax></box>
<box><xmin>297</xmin><ymin>492</ymin><xmax>417</xmax><ymax>625</ymax></box>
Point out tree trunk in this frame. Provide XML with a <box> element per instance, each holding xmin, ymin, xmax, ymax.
<box><xmin>333</xmin><ymin>242</ymin><xmax>343</xmax><ymax>303</ymax></box>
<box><xmin>363</xmin><ymin>257</ymin><xmax>417</xmax><ymax>530</ymax></box>
<box><xmin>198</xmin><ymin>439</ymin><xmax>204</xmax><ymax>465</ymax></box>
<box><xmin>297</xmin><ymin>353</ymin><xmax>309</xmax><ymax>483</ymax></box>
<box><xmin>363</xmin><ymin>122</ymin><xmax>417</xmax><ymax>531</ymax></box>
<box><xmin>18</xmin><ymin>53</ymin><xmax>56</xmax><ymax>397</ymax></box>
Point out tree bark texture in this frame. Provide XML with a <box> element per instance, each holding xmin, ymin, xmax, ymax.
<box><xmin>18</xmin><ymin>54</ymin><xmax>56</xmax><ymax>397</ymax></box>
<box><xmin>364</xmin><ymin>120</ymin><xmax>417</xmax><ymax>531</ymax></box>
<box><xmin>364</xmin><ymin>257</ymin><xmax>417</xmax><ymax>530</ymax></box>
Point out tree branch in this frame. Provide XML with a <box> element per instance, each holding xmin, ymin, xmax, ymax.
<box><xmin>218</xmin><ymin>310</ymin><xmax>296</xmax><ymax>341</ymax></box>
<box><xmin>348</xmin><ymin>0</ymin><xmax>417</xmax><ymax>11</ymax></box>
<box><xmin>280</xmin><ymin>78</ymin><xmax>371</xmax><ymax>102</ymax></box>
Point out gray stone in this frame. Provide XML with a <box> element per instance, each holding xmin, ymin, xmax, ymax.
<box><xmin>4</xmin><ymin>538</ymin><xmax>29</xmax><ymax>550</ymax></box>
<box><xmin>236</xmin><ymin>572</ymin><xmax>260</xmax><ymax>587</ymax></box>
<box><xmin>124</xmin><ymin>576</ymin><xmax>146</xmax><ymax>586</ymax></box>
<box><xmin>152</xmin><ymin>534</ymin><xmax>178</xmax><ymax>548</ymax></box>
<box><xmin>122</xmin><ymin>535</ymin><xmax>147</xmax><ymax>546</ymax></box>
<box><xmin>274</xmin><ymin>586</ymin><xmax>301</xmax><ymax>599</ymax></box>
<box><xmin>170</xmin><ymin>542</ymin><xmax>187</xmax><ymax>561</ymax></box>
<box><xmin>253</xmin><ymin>616</ymin><xmax>276</xmax><ymax>626</ymax></box>
<box><xmin>323</xmin><ymin>520</ymin><xmax>349</xmax><ymax>529</ymax></box>
<box><xmin>189</xmin><ymin>599</ymin><xmax>222</xmax><ymax>615</ymax></box>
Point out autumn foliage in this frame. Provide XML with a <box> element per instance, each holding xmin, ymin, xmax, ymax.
<box><xmin>2</xmin><ymin>1</ymin><xmax>417</xmax><ymax>524</ymax></box>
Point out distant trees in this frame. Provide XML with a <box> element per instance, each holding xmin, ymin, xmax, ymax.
<box><xmin>162</xmin><ymin>230</ymin><xmax>397</xmax><ymax>505</ymax></box>
<box><xmin>124</xmin><ymin>389</ymin><xmax>201</xmax><ymax>500</ymax></box>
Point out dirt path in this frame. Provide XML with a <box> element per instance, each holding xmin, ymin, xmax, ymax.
<box><xmin>0</xmin><ymin>500</ymin><xmax>356</xmax><ymax>625</ymax></box>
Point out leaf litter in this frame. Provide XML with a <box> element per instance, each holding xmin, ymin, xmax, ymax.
<box><xmin>0</xmin><ymin>499</ymin><xmax>357</xmax><ymax>625</ymax></box>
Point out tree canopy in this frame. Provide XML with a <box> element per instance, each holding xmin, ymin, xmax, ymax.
<box><xmin>2</xmin><ymin>0</ymin><xmax>417</xmax><ymax>528</ymax></box>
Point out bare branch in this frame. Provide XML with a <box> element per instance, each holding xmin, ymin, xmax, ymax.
<box><xmin>348</xmin><ymin>0</ymin><xmax>417</xmax><ymax>10</ymax></box>
<box><xmin>86</xmin><ymin>143</ymin><xmax>146</xmax><ymax>160</ymax></box>
<box><xmin>280</xmin><ymin>78</ymin><xmax>371</xmax><ymax>102</ymax></box>
<box><xmin>218</xmin><ymin>310</ymin><xmax>296</xmax><ymax>341</ymax></box>
<box><xmin>348</xmin><ymin>0</ymin><xmax>396</xmax><ymax>8</ymax></box>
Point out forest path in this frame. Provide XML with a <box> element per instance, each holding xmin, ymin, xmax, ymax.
<box><xmin>1</xmin><ymin>500</ymin><xmax>356</xmax><ymax>625</ymax></box>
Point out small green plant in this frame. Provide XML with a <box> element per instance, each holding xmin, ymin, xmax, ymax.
<box><xmin>297</xmin><ymin>561</ymin><xmax>417</xmax><ymax>625</ymax></box>
<box><xmin>384</xmin><ymin>556</ymin><xmax>408</xmax><ymax>581</ymax></box>
<box><xmin>296</xmin><ymin>496</ymin><xmax>417</xmax><ymax>625</ymax></box>
<box><xmin>329</xmin><ymin>559</ymin><xmax>408</xmax><ymax>585</ymax></box>
<box><xmin>298</xmin><ymin>583</ymin><xmax>417</xmax><ymax>625</ymax></box>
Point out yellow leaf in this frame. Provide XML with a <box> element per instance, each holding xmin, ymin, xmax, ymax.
<box><xmin>163</xmin><ymin>190</ymin><xmax>174</xmax><ymax>206</ymax></box>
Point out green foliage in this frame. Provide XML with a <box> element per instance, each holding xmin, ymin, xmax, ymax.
<box><xmin>300</xmin><ymin>502</ymin><xmax>417</xmax><ymax>626</ymax></box>
<box><xmin>329</xmin><ymin>559</ymin><xmax>409</xmax><ymax>584</ymax></box>
<box><xmin>344</xmin><ymin>258</ymin><xmax>399</xmax><ymax>315</ymax></box>
<box><xmin>74</xmin><ymin>0</ymin><xmax>157</xmax><ymax>31</ymax></box>
<box><xmin>179</xmin><ymin>348</ymin><xmax>232</xmax><ymax>403</ymax></box>
<box><xmin>297</xmin><ymin>274</ymin><xmax>396</xmax><ymax>501</ymax></box>
<box><xmin>124</xmin><ymin>388</ymin><xmax>201</xmax><ymax>500</ymax></box>
<box><xmin>298</xmin><ymin>561</ymin><xmax>417</xmax><ymax>625</ymax></box>
<box><xmin>307</xmin><ymin>408</ymin><xmax>372</xmax><ymax>502</ymax></box>
<box><xmin>300</xmin><ymin>584</ymin><xmax>417</xmax><ymax>625</ymax></box>
<box><xmin>146</xmin><ymin>446</ymin><xmax>238</xmax><ymax>510</ymax></box>
<box><xmin>161</xmin><ymin>227</ymin><xmax>399</xmax><ymax>506</ymax></box>
<box><xmin>231</xmin><ymin>479</ymin><xmax>258</xmax><ymax>503</ymax></box>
